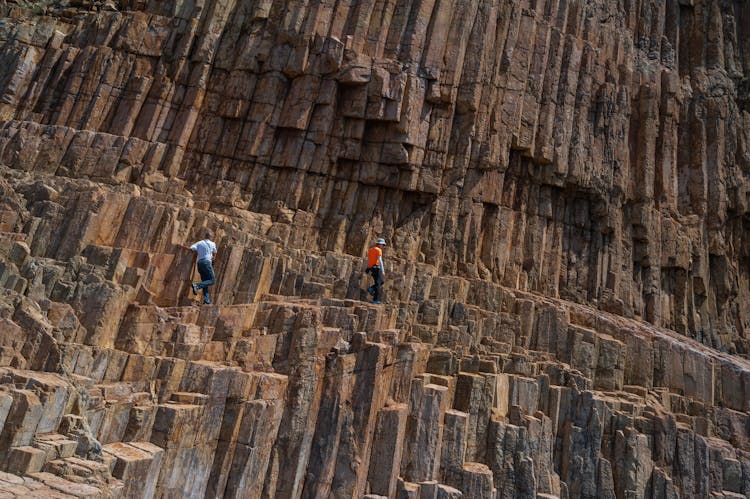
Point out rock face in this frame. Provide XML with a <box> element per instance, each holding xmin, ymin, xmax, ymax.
<box><xmin>0</xmin><ymin>0</ymin><xmax>749</xmax><ymax>498</ymax></box>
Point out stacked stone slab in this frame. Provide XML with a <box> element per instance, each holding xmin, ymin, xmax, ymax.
<box><xmin>1</xmin><ymin>0</ymin><xmax>750</xmax><ymax>498</ymax></box>
<box><xmin>1</xmin><ymin>162</ymin><xmax>750</xmax><ymax>497</ymax></box>
<box><xmin>3</xmin><ymin>0</ymin><xmax>750</xmax><ymax>350</ymax></box>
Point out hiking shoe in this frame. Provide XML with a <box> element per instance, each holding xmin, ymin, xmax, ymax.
<box><xmin>191</xmin><ymin>284</ymin><xmax>199</xmax><ymax>295</ymax></box>
<box><xmin>372</xmin><ymin>300</ymin><xmax>381</xmax><ymax>304</ymax></box>
<box><xmin>203</xmin><ymin>299</ymin><xmax>212</xmax><ymax>305</ymax></box>
<box><xmin>367</xmin><ymin>286</ymin><xmax>375</xmax><ymax>295</ymax></box>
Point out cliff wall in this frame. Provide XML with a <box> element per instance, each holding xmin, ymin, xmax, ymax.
<box><xmin>0</xmin><ymin>0</ymin><xmax>749</xmax><ymax>497</ymax></box>
<box><xmin>3</xmin><ymin>0</ymin><xmax>750</xmax><ymax>349</ymax></box>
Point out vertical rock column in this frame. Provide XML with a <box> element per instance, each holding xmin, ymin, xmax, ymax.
<box><xmin>330</xmin><ymin>342</ymin><xmax>389</xmax><ymax>497</ymax></box>
<box><xmin>102</xmin><ymin>441</ymin><xmax>163</xmax><ymax>499</ymax></box>
<box><xmin>487</xmin><ymin>419</ymin><xmax>536</xmax><ymax>499</ymax></box>
<box><xmin>453</xmin><ymin>372</ymin><xmax>495</xmax><ymax>463</ymax></box>
<box><xmin>300</xmin><ymin>354</ymin><xmax>356</xmax><ymax>498</ymax></box>
<box><xmin>367</xmin><ymin>404</ymin><xmax>408</xmax><ymax>497</ymax></box>
<box><xmin>401</xmin><ymin>378</ymin><xmax>450</xmax><ymax>483</ymax></box>
<box><xmin>613</xmin><ymin>427</ymin><xmax>654</xmax><ymax>498</ymax></box>
<box><xmin>263</xmin><ymin>312</ymin><xmax>324</xmax><ymax>499</ymax></box>
<box><xmin>150</xmin><ymin>399</ymin><xmax>209</xmax><ymax>497</ymax></box>
<box><xmin>205</xmin><ymin>370</ymin><xmax>255</xmax><ymax>498</ymax></box>
<box><xmin>150</xmin><ymin>361</ymin><xmax>232</xmax><ymax>498</ymax></box>
<box><xmin>439</xmin><ymin>409</ymin><xmax>470</xmax><ymax>487</ymax></box>
<box><xmin>223</xmin><ymin>372</ymin><xmax>288</xmax><ymax>499</ymax></box>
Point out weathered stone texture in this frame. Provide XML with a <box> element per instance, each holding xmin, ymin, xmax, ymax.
<box><xmin>2</xmin><ymin>0</ymin><xmax>750</xmax><ymax>347</ymax></box>
<box><xmin>1</xmin><ymin>0</ymin><xmax>750</xmax><ymax>497</ymax></box>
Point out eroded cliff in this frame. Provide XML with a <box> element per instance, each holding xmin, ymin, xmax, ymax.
<box><xmin>0</xmin><ymin>0</ymin><xmax>749</xmax><ymax>497</ymax></box>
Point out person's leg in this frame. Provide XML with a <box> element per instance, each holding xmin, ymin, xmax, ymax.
<box><xmin>372</xmin><ymin>267</ymin><xmax>382</xmax><ymax>302</ymax></box>
<box><xmin>368</xmin><ymin>268</ymin><xmax>377</xmax><ymax>296</ymax></box>
<box><xmin>197</xmin><ymin>260</ymin><xmax>216</xmax><ymax>304</ymax></box>
<box><xmin>203</xmin><ymin>262</ymin><xmax>215</xmax><ymax>304</ymax></box>
<box><xmin>194</xmin><ymin>261</ymin><xmax>207</xmax><ymax>293</ymax></box>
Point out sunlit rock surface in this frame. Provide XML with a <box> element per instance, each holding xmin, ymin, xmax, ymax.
<box><xmin>1</xmin><ymin>0</ymin><xmax>749</xmax><ymax>497</ymax></box>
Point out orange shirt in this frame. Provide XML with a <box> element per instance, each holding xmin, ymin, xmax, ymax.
<box><xmin>367</xmin><ymin>246</ymin><xmax>382</xmax><ymax>267</ymax></box>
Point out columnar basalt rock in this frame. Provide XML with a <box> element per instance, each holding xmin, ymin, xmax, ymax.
<box><xmin>1</xmin><ymin>0</ymin><xmax>750</xmax><ymax>498</ymax></box>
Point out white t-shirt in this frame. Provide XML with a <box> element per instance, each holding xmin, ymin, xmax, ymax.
<box><xmin>191</xmin><ymin>239</ymin><xmax>217</xmax><ymax>261</ymax></box>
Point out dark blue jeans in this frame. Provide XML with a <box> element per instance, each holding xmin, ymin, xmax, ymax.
<box><xmin>196</xmin><ymin>259</ymin><xmax>215</xmax><ymax>304</ymax></box>
<box><xmin>368</xmin><ymin>266</ymin><xmax>383</xmax><ymax>302</ymax></box>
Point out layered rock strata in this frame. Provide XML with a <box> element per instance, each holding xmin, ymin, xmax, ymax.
<box><xmin>0</xmin><ymin>0</ymin><xmax>750</xmax><ymax>498</ymax></box>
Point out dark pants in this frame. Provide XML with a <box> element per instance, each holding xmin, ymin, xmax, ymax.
<box><xmin>368</xmin><ymin>266</ymin><xmax>383</xmax><ymax>302</ymax></box>
<box><xmin>196</xmin><ymin>259</ymin><xmax>215</xmax><ymax>304</ymax></box>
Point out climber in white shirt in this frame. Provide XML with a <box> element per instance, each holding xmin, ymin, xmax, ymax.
<box><xmin>189</xmin><ymin>230</ymin><xmax>217</xmax><ymax>305</ymax></box>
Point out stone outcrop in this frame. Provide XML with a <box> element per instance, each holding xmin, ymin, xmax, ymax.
<box><xmin>1</xmin><ymin>0</ymin><xmax>750</xmax><ymax>497</ymax></box>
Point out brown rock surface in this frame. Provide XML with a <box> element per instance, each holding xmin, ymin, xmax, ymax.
<box><xmin>1</xmin><ymin>0</ymin><xmax>750</xmax><ymax>497</ymax></box>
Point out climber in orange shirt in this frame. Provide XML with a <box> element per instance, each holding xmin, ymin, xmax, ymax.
<box><xmin>365</xmin><ymin>238</ymin><xmax>386</xmax><ymax>304</ymax></box>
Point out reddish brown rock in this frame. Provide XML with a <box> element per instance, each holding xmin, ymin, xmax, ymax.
<box><xmin>0</xmin><ymin>0</ymin><xmax>749</xmax><ymax>498</ymax></box>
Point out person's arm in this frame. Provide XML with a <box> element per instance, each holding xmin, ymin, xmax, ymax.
<box><xmin>378</xmin><ymin>255</ymin><xmax>385</xmax><ymax>277</ymax></box>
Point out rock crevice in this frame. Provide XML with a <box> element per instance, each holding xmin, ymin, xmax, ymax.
<box><xmin>1</xmin><ymin>0</ymin><xmax>750</xmax><ymax>497</ymax></box>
